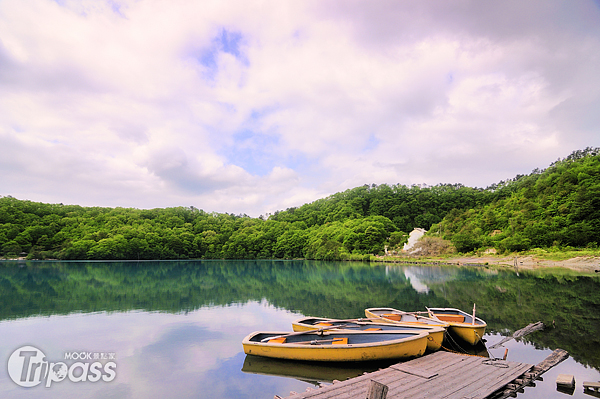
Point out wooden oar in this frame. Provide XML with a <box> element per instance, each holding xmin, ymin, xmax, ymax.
<box><xmin>370</xmin><ymin>311</ymin><xmax>433</xmax><ymax>325</ymax></box>
<box><xmin>260</xmin><ymin>324</ymin><xmax>351</xmax><ymax>342</ymax></box>
<box><xmin>425</xmin><ymin>307</ymin><xmax>435</xmax><ymax>320</ymax></box>
<box><xmin>310</xmin><ymin>317</ymin><xmax>383</xmax><ymax>323</ymax></box>
<box><xmin>295</xmin><ymin>338</ymin><xmax>346</xmax><ymax>345</ymax></box>
<box><xmin>399</xmin><ymin>310</ymin><xmax>430</xmax><ymax>315</ymax></box>
<box><xmin>383</xmin><ymin>309</ymin><xmax>430</xmax><ymax>318</ymax></box>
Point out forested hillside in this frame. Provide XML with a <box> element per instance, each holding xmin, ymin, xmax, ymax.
<box><xmin>431</xmin><ymin>147</ymin><xmax>600</xmax><ymax>252</ymax></box>
<box><xmin>1</xmin><ymin>147</ymin><xmax>599</xmax><ymax>260</ymax></box>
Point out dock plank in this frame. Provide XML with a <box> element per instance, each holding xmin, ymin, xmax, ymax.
<box><xmin>282</xmin><ymin>349</ymin><xmax>568</xmax><ymax>399</ymax></box>
<box><xmin>441</xmin><ymin>362</ymin><xmax>532</xmax><ymax>399</ymax></box>
<box><xmin>403</xmin><ymin>357</ymin><xmax>500</xmax><ymax>399</ymax></box>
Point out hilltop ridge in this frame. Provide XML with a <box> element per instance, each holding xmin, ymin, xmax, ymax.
<box><xmin>1</xmin><ymin>147</ymin><xmax>599</xmax><ymax>261</ymax></box>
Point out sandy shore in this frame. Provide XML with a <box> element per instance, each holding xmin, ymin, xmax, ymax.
<box><xmin>443</xmin><ymin>255</ymin><xmax>600</xmax><ymax>273</ymax></box>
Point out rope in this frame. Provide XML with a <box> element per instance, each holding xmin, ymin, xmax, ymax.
<box><xmin>440</xmin><ymin>333</ymin><xmax>487</xmax><ymax>358</ymax></box>
<box><xmin>445</xmin><ymin>330</ymin><xmax>472</xmax><ymax>354</ymax></box>
<box><xmin>441</xmin><ymin>331</ymin><xmax>507</xmax><ymax>363</ymax></box>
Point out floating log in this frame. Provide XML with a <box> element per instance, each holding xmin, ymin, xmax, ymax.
<box><xmin>489</xmin><ymin>322</ymin><xmax>545</xmax><ymax>349</ymax></box>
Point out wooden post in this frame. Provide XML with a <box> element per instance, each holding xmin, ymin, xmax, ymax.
<box><xmin>556</xmin><ymin>374</ymin><xmax>575</xmax><ymax>389</ymax></box>
<box><xmin>583</xmin><ymin>381</ymin><xmax>600</xmax><ymax>392</ymax></box>
<box><xmin>366</xmin><ymin>380</ymin><xmax>388</xmax><ymax>399</ymax></box>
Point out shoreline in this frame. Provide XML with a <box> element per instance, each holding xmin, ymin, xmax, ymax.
<box><xmin>3</xmin><ymin>255</ymin><xmax>599</xmax><ymax>274</ymax></box>
<box><xmin>372</xmin><ymin>254</ymin><xmax>600</xmax><ymax>273</ymax></box>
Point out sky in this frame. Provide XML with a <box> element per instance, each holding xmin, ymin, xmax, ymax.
<box><xmin>1</xmin><ymin>0</ymin><xmax>600</xmax><ymax>216</ymax></box>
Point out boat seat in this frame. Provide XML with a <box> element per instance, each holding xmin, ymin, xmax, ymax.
<box><xmin>315</xmin><ymin>322</ymin><xmax>332</xmax><ymax>327</ymax></box>
<box><xmin>268</xmin><ymin>337</ymin><xmax>287</xmax><ymax>344</ymax></box>
<box><xmin>434</xmin><ymin>314</ymin><xmax>465</xmax><ymax>323</ymax></box>
<box><xmin>382</xmin><ymin>314</ymin><xmax>402</xmax><ymax>321</ymax></box>
<box><xmin>364</xmin><ymin>328</ymin><xmax>383</xmax><ymax>331</ymax></box>
<box><xmin>332</xmin><ymin>338</ymin><xmax>348</xmax><ymax>345</ymax></box>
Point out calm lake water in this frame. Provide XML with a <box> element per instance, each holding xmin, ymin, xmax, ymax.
<box><xmin>0</xmin><ymin>260</ymin><xmax>598</xmax><ymax>399</ymax></box>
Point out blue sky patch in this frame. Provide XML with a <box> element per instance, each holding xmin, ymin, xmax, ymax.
<box><xmin>219</xmin><ymin>29</ymin><xmax>243</xmax><ymax>58</ymax></box>
<box><xmin>51</xmin><ymin>0</ymin><xmax>126</xmax><ymax>18</ymax></box>
<box><xmin>218</xmin><ymin>129</ymin><xmax>309</xmax><ymax>177</ymax></box>
<box><xmin>196</xmin><ymin>28</ymin><xmax>248</xmax><ymax>81</ymax></box>
<box><xmin>222</xmin><ymin>130</ymin><xmax>280</xmax><ymax>176</ymax></box>
<box><xmin>363</xmin><ymin>134</ymin><xmax>380</xmax><ymax>152</ymax></box>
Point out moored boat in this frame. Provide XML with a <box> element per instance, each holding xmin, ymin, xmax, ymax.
<box><xmin>291</xmin><ymin>316</ymin><xmax>446</xmax><ymax>352</ymax></box>
<box><xmin>365</xmin><ymin>307</ymin><xmax>449</xmax><ymax>330</ymax></box>
<box><xmin>426</xmin><ymin>307</ymin><xmax>487</xmax><ymax>345</ymax></box>
<box><xmin>242</xmin><ymin>330</ymin><xmax>428</xmax><ymax>362</ymax></box>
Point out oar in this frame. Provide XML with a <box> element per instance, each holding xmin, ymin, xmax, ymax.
<box><xmin>371</xmin><ymin>310</ymin><xmax>432</xmax><ymax>324</ymax></box>
<box><xmin>321</xmin><ymin>317</ymin><xmax>384</xmax><ymax>324</ymax></box>
<box><xmin>260</xmin><ymin>324</ymin><xmax>351</xmax><ymax>342</ymax></box>
<box><xmin>425</xmin><ymin>307</ymin><xmax>437</xmax><ymax>321</ymax></box>
<box><xmin>295</xmin><ymin>338</ymin><xmax>346</xmax><ymax>345</ymax></box>
<box><xmin>375</xmin><ymin>308</ymin><xmax>426</xmax><ymax>316</ymax></box>
<box><xmin>386</xmin><ymin>309</ymin><xmax>430</xmax><ymax>317</ymax></box>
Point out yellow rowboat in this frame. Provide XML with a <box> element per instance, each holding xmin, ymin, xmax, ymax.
<box><xmin>242</xmin><ymin>330</ymin><xmax>428</xmax><ymax>362</ymax></box>
<box><xmin>291</xmin><ymin>317</ymin><xmax>446</xmax><ymax>352</ymax></box>
<box><xmin>426</xmin><ymin>307</ymin><xmax>487</xmax><ymax>345</ymax></box>
<box><xmin>365</xmin><ymin>307</ymin><xmax>450</xmax><ymax>330</ymax></box>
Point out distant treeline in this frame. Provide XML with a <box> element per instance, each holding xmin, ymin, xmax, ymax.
<box><xmin>1</xmin><ymin>147</ymin><xmax>599</xmax><ymax>260</ymax></box>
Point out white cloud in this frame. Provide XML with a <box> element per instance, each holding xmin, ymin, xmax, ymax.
<box><xmin>1</xmin><ymin>0</ymin><xmax>600</xmax><ymax>215</ymax></box>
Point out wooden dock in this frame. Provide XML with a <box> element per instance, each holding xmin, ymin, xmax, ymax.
<box><xmin>280</xmin><ymin>349</ymin><xmax>569</xmax><ymax>399</ymax></box>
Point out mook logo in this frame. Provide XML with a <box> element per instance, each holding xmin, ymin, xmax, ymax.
<box><xmin>7</xmin><ymin>346</ymin><xmax>116</xmax><ymax>388</ymax></box>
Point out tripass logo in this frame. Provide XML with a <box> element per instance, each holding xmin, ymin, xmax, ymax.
<box><xmin>7</xmin><ymin>346</ymin><xmax>116</xmax><ymax>388</ymax></box>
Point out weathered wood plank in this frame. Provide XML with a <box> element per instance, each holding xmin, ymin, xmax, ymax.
<box><xmin>290</xmin><ymin>370</ymin><xmax>390</xmax><ymax>399</ymax></box>
<box><xmin>394</xmin><ymin>352</ymin><xmax>471</xmax><ymax>373</ymax></box>
<box><xmin>402</xmin><ymin>358</ymin><xmax>514</xmax><ymax>399</ymax></box>
<box><xmin>532</xmin><ymin>349</ymin><xmax>569</xmax><ymax>373</ymax></box>
<box><xmin>490</xmin><ymin>349</ymin><xmax>569</xmax><ymax>399</ymax></box>
<box><xmin>324</xmin><ymin>371</ymin><xmax>410</xmax><ymax>399</ymax></box>
<box><xmin>319</xmin><ymin>355</ymin><xmax>487</xmax><ymax>399</ymax></box>
<box><xmin>395</xmin><ymin>356</ymin><xmax>489</xmax><ymax>399</ymax></box>
<box><xmin>282</xmin><ymin>350</ymin><xmax>568</xmax><ymax>399</ymax></box>
<box><xmin>584</xmin><ymin>381</ymin><xmax>600</xmax><ymax>389</ymax></box>
<box><xmin>443</xmin><ymin>363</ymin><xmax>533</xmax><ymax>399</ymax></box>
<box><xmin>293</xmin><ymin>352</ymin><xmax>467</xmax><ymax>399</ymax></box>
<box><xmin>390</xmin><ymin>364</ymin><xmax>438</xmax><ymax>379</ymax></box>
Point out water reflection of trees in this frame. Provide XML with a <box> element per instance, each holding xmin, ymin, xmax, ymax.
<box><xmin>0</xmin><ymin>260</ymin><xmax>598</xmax><ymax>369</ymax></box>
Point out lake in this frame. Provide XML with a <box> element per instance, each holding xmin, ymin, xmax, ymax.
<box><xmin>0</xmin><ymin>260</ymin><xmax>598</xmax><ymax>398</ymax></box>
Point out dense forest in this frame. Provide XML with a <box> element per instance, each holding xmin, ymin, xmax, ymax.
<box><xmin>1</xmin><ymin>147</ymin><xmax>599</xmax><ymax>260</ymax></box>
